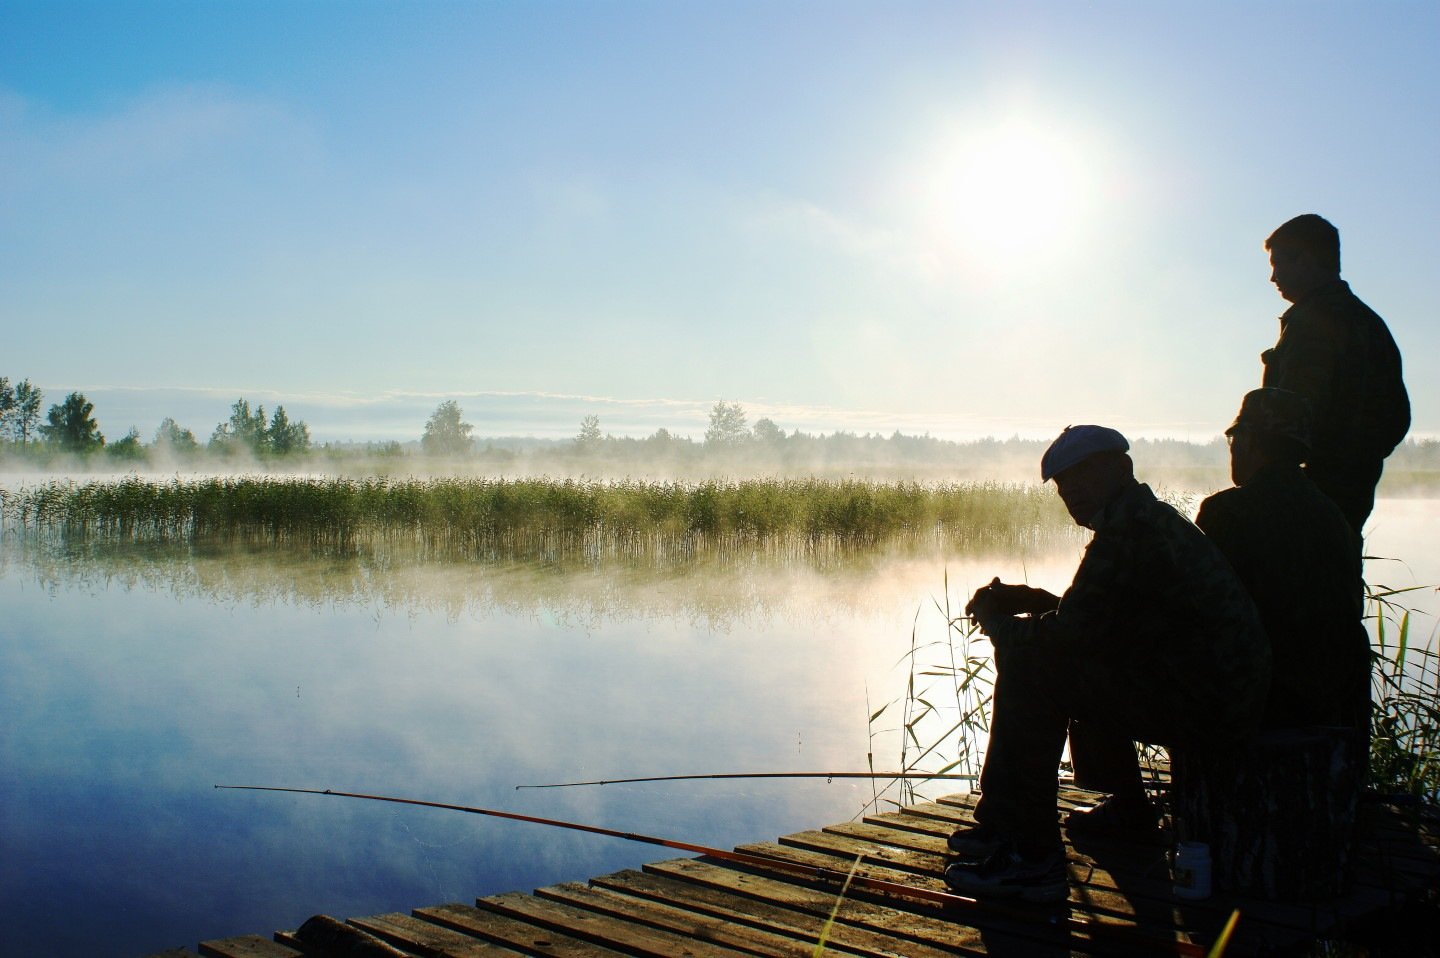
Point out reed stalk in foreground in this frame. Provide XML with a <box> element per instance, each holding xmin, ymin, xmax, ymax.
<box><xmin>1367</xmin><ymin>576</ymin><xmax>1440</xmax><ymax>802</ymax></box>
<box><xmin>874</xmin><ymin>569</ymin><xmax>1440</xmax><ymax>817</ymax></box>
<box><xmin>864</xmin><ymin>571</ymin><xmax>994</xmax><ymax>815</ymax></box>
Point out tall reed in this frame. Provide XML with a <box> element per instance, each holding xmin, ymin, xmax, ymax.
<box><xmin>1367</xmin><ymin>580</ymin><xmax>1440</xmax><ymax>802</ymax></box>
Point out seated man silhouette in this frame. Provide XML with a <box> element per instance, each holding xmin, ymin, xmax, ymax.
<box><xmin>1198</xmin><ymin>388</ymin><xmax>1370</xmax><ymax>730</ymax></box>
<box><xmin>944</xmin><ymin>426</ymin><xmax>1269</xmax><ymax>901</ymax></box>
<box><xmin>1064</xmin><ymin>391</ymin><xmax>1373</xmax><ymax>840</ymax></box>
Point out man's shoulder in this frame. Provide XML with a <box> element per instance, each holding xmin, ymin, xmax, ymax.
<box><xmin>1300</xmin><ymin>281</ymin><xmax>1391</xmax><ymax>336</ymax></box>
<box><xmin>1111</xmin><ymin>484</ymin><xmax>1211</xmax><ymax>550</ymax></box>
<box><xmin>1196</xmin><ymin>485</ymin><xmax>1245</xmax><ymax>530</ymax></box>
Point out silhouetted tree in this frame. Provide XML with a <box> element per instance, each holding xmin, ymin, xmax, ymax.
<box><xmin>211</xmin><ymin>398</ymin><xmax>269</xmax><ymax>454</ymax></box>
<box><xmin>154</xmin><ymin>417</ymin><xmax>199</xmax><ymax>454</ymax></box>
<box><xmin>11</xmin><ymin>380</ymin><xmax>42</xmax><ymax>443</ymax></box>
<box><xmin>40</xmin><ymin>392</ymin><xmax>104</xmax><ymax>452</ymax></box>
<box><xmin>107</xmin><ymin>427</ymin><xmax>145</xmax><ymax>461</ymax></box>
<box><xmin>267</xmin><ymin>405</ymin><xmax>311</xmax><ymax>455</ymax></box>
<box><xmin>0</xmin><ymin>377</ymin><xmax>12</xmax><ymax>437</ymax></box>
<box><xmin>705</xmin><ymin>400</ymin><xmax>749</xmax><ymax>447</ymax></box>
<box><xmin>753</xmin><ymin>417</ymin><xmax>784</xmax><ymax>444</ymax></box>
<box><xmin>422</xmin><ymin>400</ymin><xmax>473</xmax><ymax>456</ymax></box>
<box><xmin>575</xmin><ymin>414</ymin><xmax>602</xmax><ymax>448</ymax></box>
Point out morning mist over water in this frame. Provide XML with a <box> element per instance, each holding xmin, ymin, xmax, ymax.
<box><xmin>2</xmin><ymin>478</ymin><xmax>1436</xmax><ymax>955</ymax></box>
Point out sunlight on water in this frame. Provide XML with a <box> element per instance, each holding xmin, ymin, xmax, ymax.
<box><xmin>0</xmin><ymin>498</ymin><xmax>1432</xmax><ymax>957</ymax></box>
<box><xmin>0</xmin><ymin>530</ymin><xmax>1078</xmax><ymax>956</ymax></box>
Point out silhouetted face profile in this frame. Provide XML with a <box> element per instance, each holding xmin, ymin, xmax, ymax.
<box><xmin>1268</xmin><ymin>247</ymin><xmax>1329</xmax><ymax>303</ymax></box>
<box><xmin>1052</xmin><ymin>453</ymin><xmax>1130</xmax><ymax>529</ymax></box>
<box><xmin>1228</xmin><ymin>431</ymin><xmax>1263</xmax><ymax>486</ymax></box>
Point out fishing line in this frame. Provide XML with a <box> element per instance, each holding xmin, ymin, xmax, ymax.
<box><xmin>216</xmin><ymin>783</ymin><xmax>1208</xmax><ymax>957</ymax></box>
<box><xmin>513</xmin><ymin>770</ymin><xmax>979</xmax><ymax>789</ymax></box>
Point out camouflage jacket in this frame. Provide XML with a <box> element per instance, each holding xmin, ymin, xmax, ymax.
<box><xmin>1196</xmin><ymin>463</ymin><xmax>1369</xmax><ymax>728</ymax></box>
<box><xmin>988</xmin><ymin>482</ymin><xmax>1270</xmax><ymax>741</ymax></box>
<box><xmin>1262</xmin><ymin>280</ymin><xmax>1409</xmax><ymax>465</ymax></box>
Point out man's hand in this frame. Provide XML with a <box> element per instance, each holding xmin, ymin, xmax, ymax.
<box><xmin>965</xmin><ymin>582</ymin><xmax>1006</xmax><ymax>635</ymax></box>
<box><xmin>966</xmin><ymin>577</ymin><xmax>1060</xmax><ymax>635</ymax></box>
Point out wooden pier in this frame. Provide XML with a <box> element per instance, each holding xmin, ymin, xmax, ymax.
<box><xmin>150</xmin><ymin>787</ymin><xmax>1438</xmax><ymax>957</ymax></box>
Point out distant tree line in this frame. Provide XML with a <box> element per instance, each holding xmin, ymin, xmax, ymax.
<box><xmin>3</xmin><ymin>382</ymin><xmax>1435</xmax><ymax>485</ymax></box>
<box><xmin>411</xmin><ymin>398</ymin><xmax>1440</xmax><ymax>487</ymax></box>
<box><xmin>0</xmin><ymin>376</ymin><xmax>312</xmax><ymax>465</ymax></box>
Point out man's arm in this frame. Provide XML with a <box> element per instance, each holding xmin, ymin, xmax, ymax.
<box><xmin>969</xmin><ymin>534</ymin><xmax>1135</xmax><ymax>653</ymax></box>
<box><xmin>1264</xmin><ymin>306</ymin><xmax>1350</xmax><ymax>418</ymax></box>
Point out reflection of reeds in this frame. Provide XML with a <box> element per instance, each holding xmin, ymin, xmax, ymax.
<box><xmin>1</xmin><ymin>476</ymin><xmax>1073</xmax><ymax>560</ymax></box>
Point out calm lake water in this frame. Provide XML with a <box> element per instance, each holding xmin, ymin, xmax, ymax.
<box><xmin>1</xmin><ymin>495</ymin><xmax>1435</xmax><ymax>957</ymax></box>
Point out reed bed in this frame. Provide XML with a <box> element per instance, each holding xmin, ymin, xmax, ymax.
<box><xmin>0</xmin><ymin>475</ymin><xmax>1074</xmax><ymax>561</ymax></box>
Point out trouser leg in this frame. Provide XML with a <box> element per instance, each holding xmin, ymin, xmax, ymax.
<box><xmin>973</xmin><ymin>641</ymin><xmax>1070</xmax><ymax>853</ymax></box>
<box><xmin>1068</xmin><ymin>719</ymin><xmax>1146</xmax><ymax>802</ymax></box>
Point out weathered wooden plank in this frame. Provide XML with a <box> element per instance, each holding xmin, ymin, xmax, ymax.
<box><xmin>911</xmin><ymin>792</ymin><xmax>1413</xmax><ymax>950</ymax></box>
<box><xmin>273</xmin><ymin>914</ymin><xmax>417</xmax><ymax>956</ymax></box>
<box><xmin>769</xmin><ymin>829</ymin><xmax>1150</xmax><ymax>923</ymax></box>
<box><xmin>857</xmin><ymin>808</ymin><xmax>1385</xmax><ymax>928</ymax></box>
<box><xmin>346</xmin><ymin>911</ymin><xmax>526</xmax><ymax>956</ymax></box>
<box><xmin>537</xmin><ymin>881</ymin><xmax>821</xmax><ymax>958</ymax></box>
<box><xmin>825</xmin><ymin>820</ymin><xmax>951</xmax><ymax>855</ymax></box>
<box><xmin>867</xmin><ymin>805</ymin><xmax>1396</xmax><ymax>953</ymax></box>
<box><xmin>777</xmin><ymin>828</ymin><xmax>939</xmax><ymax>875</ymax></box>
<box><xmin>477</xmin><ymin>889</ymin><xmax>752</xmax><ymax>958</ymax></box>
<box><xmin>735</xmin><ymin>835</ymin><xmax>1226</xmax><ymax>956</ymax></box>
<box><xmin>197</xmin><ymin>936</ymin><xmax>303</xmax><ymax>958</ymax></box>
<box><xmin>725</xmin><ymin>839</ymin><xmax>1186</xmax><ymax>955</ymax></box>
<box><xmin>183</xmin><ymin>787</ymin><xmax>1434</xmax><ymax>958</ymax></box>
<box><xmin>416</xmin><ymin>901</ymin><xmax>632</xmax><ymax>957</ymax></box>
<box><xmin>624</xmin><ymin>859</ymin><xmax>1043</xmax><ymax>957</ymax></box>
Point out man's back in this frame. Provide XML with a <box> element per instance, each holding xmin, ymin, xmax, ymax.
<box><xmin>1196</xmin><ymin>463</ymin><xmax>1369</xmax><ymax>727</ymax></box>
<box><xmin>1262</xmin><ymin>280</ymin><xmax>1409</xmax><ymax>528</ymax></box>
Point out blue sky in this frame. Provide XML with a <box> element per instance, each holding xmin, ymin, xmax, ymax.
<box><xmin>2</xmin><ymin>1</ymin><xmax>1436</xmax><ymax>442</ymax></box>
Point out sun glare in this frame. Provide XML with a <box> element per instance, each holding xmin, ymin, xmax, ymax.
<box><xmin>918</xmin><ymin>116</ymin><xmax>1097</xmax><ymax>272</ymax></box>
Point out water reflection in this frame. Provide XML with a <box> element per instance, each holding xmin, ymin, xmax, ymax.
<box><xmin>2</xmin><ymin>500</ymin><xmax>1433</xmax><ymax>958</ymax></box>
<box><xmin>0</xmin><ymin>531</ymin><xmax>1086</xmax><ymax>957</ymax></box>
<box><xmin>2</xmin><ymin>534</ymin><xmax>1091</xmax><ymax>631</ymax></box>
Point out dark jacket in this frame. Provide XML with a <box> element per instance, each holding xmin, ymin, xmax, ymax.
<box><xmin>988</xmin><ymin>482</ymin><xmax>1270</xmax><ymax>744</ymax></box>
<box><xmin>1262</xmin><ymin>279</ymin><xmax>1409</xmax><ymax>467</ymax></box>
<box><xmin>1196</xmin><ymin>463</ymin><xmax>1370</xmax><ymax>728</ymax></box>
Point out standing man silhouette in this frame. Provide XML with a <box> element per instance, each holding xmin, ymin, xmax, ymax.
<box><xmin>1260</xmin><ymin>214</ymin><xmax>1409</xmax><ymax>533</ymax></box>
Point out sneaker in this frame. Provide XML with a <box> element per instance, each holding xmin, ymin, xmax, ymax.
<box><xmin>946</xmin><ymin>823</ymin><xmax>1006</xmax><ymax>860</ymax></box>
<box><xmin>944</xmin><ymin>842</ymin><xmax>1069</xmax><ymax>902</ymax></box>
<box><xmin>1063</xmin><ymin>796</ymin><xmax>1161</xmax><ymax>839</ymax></box>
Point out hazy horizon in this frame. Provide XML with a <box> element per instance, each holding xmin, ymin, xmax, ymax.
<box><xmin>27</xmin><ymin>384</ymin><xmax>1278</xmax><ymax>446</ymax></box>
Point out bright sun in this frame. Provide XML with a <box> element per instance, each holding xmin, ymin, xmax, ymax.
<box><xmin>920</xmin><ymin>116</ymin><xmax>1096</xmax><ymax>271</ymax></box>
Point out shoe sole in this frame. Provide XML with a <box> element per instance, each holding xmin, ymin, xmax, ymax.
<box><xmin>1019</xmin><ymin>879</ymin><xmax>1070</xmax><ymax>903</ymax></box>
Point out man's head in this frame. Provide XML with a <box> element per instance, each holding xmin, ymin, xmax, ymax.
<box><xmin>1225</xmin><ymin>387</ymin><xmax>1311</xmax><ymax>485</ymax></box>
<box><xmin>1041</xmin><ymin>425</ymin><xmax>1135</xmax><ymax>528</ymax></box>
<box><xmin>1265</xmin><ymin>213</ymin><xmax>1341</xmax><ymax>303</ymax></box>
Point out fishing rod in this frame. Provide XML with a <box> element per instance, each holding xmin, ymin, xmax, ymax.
<box><xmin>215</xmin><ymin>784</ymin><xmax>1209</xmax><ymax>957</ymax></box>
<box><xmin>515</xmin><ymin>770</ymin><xmax>979</xmax><ymax>789</ymax></box>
